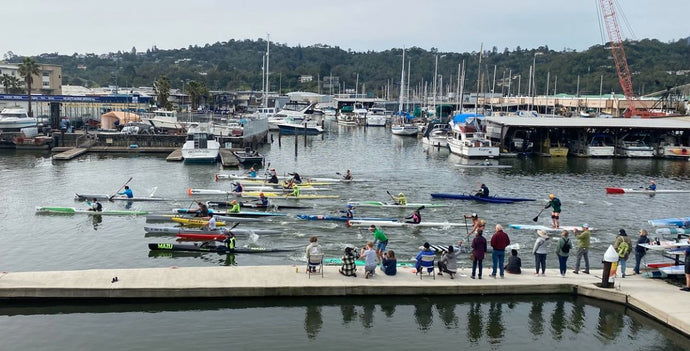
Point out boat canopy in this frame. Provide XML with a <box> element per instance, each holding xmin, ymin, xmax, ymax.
<box><xmin>100</xmin><ymin>111</ymin><xmax>141</xmax><ymax>129</ymax></box>
<box><xmin>452</xmin><ymin>113</ymin><xmax>484</xmax><ymax>125</ymax></box>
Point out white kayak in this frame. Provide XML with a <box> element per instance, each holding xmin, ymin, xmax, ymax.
<box><xmin>75</xmin><ymin>193</ymin><xmax>169</xmax><ymax>202</ymax></box>
<box><xmin>226</xmin><ymin>186</ymin><xmax>331</xmax><ymax>192</ymax></box>
<box><xmin>348</xmin><ymin>219</ymin><xmax>469</xmax><ymax>228</ymax></box>
<box><xmin>215</xmin><ymin>173</ymin><xmax>373</xmax><ymax>183</ymax></box>
<box><xmin>508</xmin><ymin>224</ymin><xmax>593</xmax><ymax>232</ymax></box>
<box><xmin>606</xmin><ymin>187</ymin><xmax>690</xmax><ymax>194</ymax></box>
<box><xmin>347</xmin><ymin>201</ymin><xmax>448</xmax><ymax>208</ymax></box>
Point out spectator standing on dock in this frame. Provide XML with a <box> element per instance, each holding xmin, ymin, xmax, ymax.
<box><xmin>613</xmin><ymin>229</ymin><xmax>633</xmax><ymax>278</ymax></box>
<box><xmin>368</xmin><ymin>225</ymin><xmax>388</xmax><ymax>261</ymax></box>
<box><xmin>118</xmin><ymin>186</ymin><xmax>134</xmax><ymax>198</ymax></box>
<box><xmin>504</xmin><ymin>249</ymin><xmax>521</xmax><ymax>274</ymax></box>
<box><xmin>572</xmin><ymin>224</ymin><xmax>591</xmax><ymax>274</ymax></box>
<box><xmin>470</xmin><ymin>230</ymin><xmax>487</xmax><ymax>279</ymax></box>
<box><xmin>556</xmin><ymin>230</ymin><xmax>572</xmax><ymax>277</ymax></box>
<box><xmin>533</xmin><ymin>230</ymin><xmax>550</xmax><ymax>276</ymax></box>
<box><xmin>490</xmin><ymin>224</ymin><xmax>510</xmax><ymax>278</ymax></box>
<box><xmin>633</xmin><ymin>229</ymin><xmax>650</xmax><ymax>275</ymax></box>
<box><xmin>544</xmin><ymin>194</ymin><xmax>561</xmax><ymax>228</ymax></box>
<box><xmin>682</xmin><ymin>244</ymin><xmax>690</xmax><ymax>291</ymax></box>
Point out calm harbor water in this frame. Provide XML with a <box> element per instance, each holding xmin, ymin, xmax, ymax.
<box><xmin>1</xmin><ymin>122</ymin><xmax>689</xmax><ymax>347</ymax></box>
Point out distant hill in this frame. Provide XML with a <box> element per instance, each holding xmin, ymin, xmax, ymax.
<box><xmin>7</xmin><ymin>38</ymin><xmax>690</xmax><ymax>98</ymax></box>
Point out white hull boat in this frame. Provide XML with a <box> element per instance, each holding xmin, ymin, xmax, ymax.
<box><xmin>0</xmin><ymin>108</ymin><xmax>37</xmax><ymax>131</ymax></box>
<box><xmin>182</xmin><ymin>130</ymin><xmax>220</xmax><ymax>163</ymax></box>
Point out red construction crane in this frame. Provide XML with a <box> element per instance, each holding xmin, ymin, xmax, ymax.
<box><xmin>598</xmin><ymin>0</ymin><xmax>665</xmax><ymax>117</ymax></box>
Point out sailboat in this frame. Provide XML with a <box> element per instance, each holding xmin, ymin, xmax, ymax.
<box><xmin>391</xmin><ymin>48</ymin><xmax>418</xmax><ymax>137</ymax></box>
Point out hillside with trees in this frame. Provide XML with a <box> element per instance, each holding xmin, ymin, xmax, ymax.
<box><xmin>4</xmin><ymin>37</ymin><xmax>689</xmax><ymax>99</ymax></box>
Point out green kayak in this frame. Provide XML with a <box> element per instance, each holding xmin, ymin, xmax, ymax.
<box><xmin>35</xmin><ymin>206</ymin><xmax>148</xmax><ymax>216</ymax></box>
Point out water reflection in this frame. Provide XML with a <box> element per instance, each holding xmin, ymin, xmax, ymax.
<box><xmin>486</xmin><ymin>302</ymin><xmax>504</xmax><ymax>342</ymax></box>
<box><xmin>550</xmin><ymin>300</ymin><xmax>566</xmax><ymax>340</ymax></box>
<box><xmin>528</xmin><ymin>300</ymin><xmax>544</xmax><ymax>336</ymax></box>
<box><xmin>467</xmin><ymin>301</ymin><xmax>483</xmax><ymax>342</ymax></box>
<box><xmin>414</xmin><ymin>297</ymin><xmax>433</xmax><ymax>331</ymax></box>
<box><xmin>91</xmin><ymin>214</ymin><xmax>102</xmax><ymax>230</ymax></box>
<box><xmin>304</xmin><ymin>305</ymin><xmax>322</xmax><ymax>339</ymax></box>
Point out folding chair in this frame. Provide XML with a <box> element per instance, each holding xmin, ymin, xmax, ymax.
<box><xmin>307</xmin><ymin>253</ymin><xmax>324</xmax><ymax>278</ymax></box>
<box><xmin>419</xmin><ymin>254</ymin><xmax>436</xmax><ymax>280</ymax></box>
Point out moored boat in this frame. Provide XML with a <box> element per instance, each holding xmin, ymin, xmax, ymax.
<box><xmin>181</xmin><ymin>128</ymin><xmax>220</xmax><ymax>163</ymax></box>
<box><xmin>447</xmin><ymin>113</ymin><xmax>499</xmax><ymax>158</ymax></box>
<box><xmin>0</xmin><ymin>108</ymin><xmax>37</xmax><ymax>131</ymax></box>
<box><xmin>232</xmin><ymin>148</ymin><xmax>265</xmax><ymax>165</ymax></box>
<box><xmin>35</xmin><ymin>206</ymin><xmax>148</xmax><ymax>216</ymax></box>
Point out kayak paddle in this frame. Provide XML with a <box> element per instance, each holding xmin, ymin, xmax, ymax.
<box><xmin>110</xmin><ymin>177</ymin><xmax>133</xmax><ymax>201</ymax></box>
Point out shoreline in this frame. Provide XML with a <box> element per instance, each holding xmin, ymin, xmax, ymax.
<box><xmin>0</xmin><ymin>265</ymin><xmax>687</xmax><ymax>337</ymax></box>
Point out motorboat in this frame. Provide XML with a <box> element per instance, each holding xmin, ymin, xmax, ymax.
<box><xmin>365</xmin><ymin>107</ymin><xmax>389</xmax><ymax>127</ymax></box>
<box><xmin>391</xmin><ymin>123</ymin><xmax>418</xmax><ymax>136</ymax></box>
<box><xmin>570</xmin><ymin>133</ymin><xmax>615</xmax><ymax>157</ymax></box>
<box><xmin>276</xmin><ymin>117</ymin><xmax>323</xmax><ymax>135</ymax></box>
<box><xmin>142</xmin><ymin>109</ymin><xmax>185</xmax><ymax>133</ymax></box>
<box><xmin>0</xmin><ymin>108</ymin><xmax>37</xmax><ymax>132</ymax></box>
<box><xmin>233</xmin><ymin>147</ymin><xmax>265</xmax><ymax>165</ymax></box>
<box><xmin>181</xmin><ymin>125</ymin><xmax>220</xmax><ymax>163</ymax></box>
<box><xmin>447</xmin><ymin>113</ymin><xmax>499</xmax><ymax>158</ymax></box>
<box><xmin>541</xmin><ymin>138</ymin><xmax>569</xmax><ymax>157</ymax></box>
<box><xmin>268</xmin><ymin>101</ymin><xmax>316</xmax><ymax>130</ymax></box>
<box><xmin>615</xmin><ymin>133</ymin><xmax>654</xmax><ymax>158</ymax></box>
<box><xmin>421</xmin><ymin>122</ymin><xmax>451</xmax><ymax>147</ymax></box>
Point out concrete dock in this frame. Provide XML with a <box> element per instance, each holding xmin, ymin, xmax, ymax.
<box><xmin>0</xmin><ymin>265</ymin><xmax>687</xmax><ymax>337</ymax></box>
<box><xmin>52</xmin><ymin>147</ymin><xmax>88</xmax><ymax>160</ymax></box>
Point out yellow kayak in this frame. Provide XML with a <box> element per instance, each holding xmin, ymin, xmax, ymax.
<box><xmin>171</xmin><ymin>217</ymin><xmax>227</xmax><ymax>226</ymax></box>
<box><xmin>240</xmin><ymin>179</ymin><xmax>334</xmax><ymax>186</ymax></box>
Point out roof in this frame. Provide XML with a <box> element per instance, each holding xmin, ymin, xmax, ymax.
<box><xmin>484</xmin><ymin>116</ymin><xmax>690</xmax><ymax>130</ymax></box>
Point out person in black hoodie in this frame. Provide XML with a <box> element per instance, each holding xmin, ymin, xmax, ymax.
<box><xmin>633</xmin><ymin>229</ymin><xmax>650</xmax><ymax>275</ymax></box>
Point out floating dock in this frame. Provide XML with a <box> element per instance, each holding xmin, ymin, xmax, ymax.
<box><xmin>166</xmin><ymin>148</ymin><xmax>183</xmax><ymax>161</ymax></box>
<box><xmin>219</xmin><ymin>149</ymin><xmax>239</xmax><ymax>167</ymax></box>
<box><xmin>52</xmin><ymin>147</ymin><xmax>88</xmax><ymax>160</ymax></box>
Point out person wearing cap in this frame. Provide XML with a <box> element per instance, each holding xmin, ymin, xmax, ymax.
<box><xmin>415</xmin><ymin>242</ymin><xmax>436</xmax><ymax>275</ymax></box>
<box><xmin>646</xmin><ymin>180</ymin><xmax>656</xmax><ymax>191</ymax></box>
<box><xmin>228</xmin><ymin>200</ymin><xmax>240</xmax><ymax>213</ymax></box>
<box><xmin>633</xmin><ymin>229</ymin><xmax>651</xmax><ymax>275</ymax></box>
<box><xmin>613</xmin><ymin>229</ymin><xmax>633</xmax><ymax>278</ymax></box>
<box><xmin>544</xmin><ymin>194</ymin><xmax>562</xmax><ymax>228</ymax></box>
<box><xmin>256</xmin><ymin>192</ymin><xmax>270</xmax><ymax>207</ymax></box>
<box><xmin>247</xmin><ymin>167</ymin><xmax>257</xmax><ymax>178</ymax></box>
<box><xmin>342</xmin><ymin>204</ymin><xmax>354</xmax><ymax>219</ymax></box>
<box><xmin>533</xmin><ymin>230</ymin><xmax>551</xmax><ymax>276</ymax></box>
<box><xmin>572</xmin><ymin>224</ymin><xmax>591</xmax><ymax>274</ymax></box>
<box><xmin>474</xmin><ymin>183</ymin><xmax>490</xmax><ymax>198</ymax></box>
<box><xmin>391</xmin><ymin>192</ymin><xmax>407</xmax><ymax>206</ymax></box>
<box><xmin>464</xmin><ymin>213</ymin><xmax>484</xmax><ymax>237</ymax></box>
<box><xmin>368</xmin><ymin>225</ymin><xmax>388</xmax><ymax>261</ymax></box>
<box><xmin>232</xmin><ymin>182</ymin><xmax>244</xmax><ymax>193</ymax></box>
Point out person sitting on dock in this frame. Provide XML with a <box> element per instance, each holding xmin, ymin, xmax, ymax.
<box><xmin>88</xmin><ymin>198</ymin><xmax>103</xmax><ymax>212</ymax></box>
<box><xmin>267</xmin><ymin>168</ymin><xmax>279</xmax><ymax>184</ymax></box>
<box><xmin>404</xmin><ymin>207</ymin><xmax>423</xmax><ymax>224</ymax></box>
<box><xmin>392</xmin><ymin>192</ymin><xmax>407</xmax><ymax>206</ymax></box>
<box><xmin>343</xmin><ymin>169</ymin><xmax>353</xmax><ymax>180</ymax></box>
<box><xmin>118</xmin><ymin>186</ymin><xmax>133</xmax><ymax>198</ymax></box>
<box><xmin>415</xmin><ymin>242</ymin><xmax>436</xmax><ymax>276</ymax></box>
<box><xmin>475</xmin><ymin>183</ymin><xmax>490</xmax><ymax>198</ymax></box>
<box><xmin>646</xmin><ymin>180</ymin><xmax>656</xmax><ymax>191</ymax></box>
<box><xmin>232</xmin><ymin>182</ymin><xmax>244</xmax><ymax>193</ymax></box>
<box><xmin>437</xmin><ymin>245</ymin><xmax>457</xmax><ymax>278</ymax></box>
<box><xmin>504</xmin><ymin>249</ymin><xmax>522</xmax><ymax>274</ymax></box>
<box><xmin>194</xmin><ymin>202</ymin><xmax>210</xmax><ymax>217</ymax></box>
<box><xmin>339</xmin><ymin>246</ymin><xmax>359</xmax><ymax>277</ymax></box>
<box><xmin>288</xmin><ymin>172</ymin><xmax>303</xmax><ymax>184</ymax></box>
<box><xmin>228</xmin><ymin>200</ymin><xmax>241</xmax><ymax>213</ymax></box>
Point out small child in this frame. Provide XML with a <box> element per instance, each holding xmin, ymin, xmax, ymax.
<box><xmin>504</xmin><ymin>249</ymin><xmax>522</xmax><ymax>274</ymax></box>
<box><xmin>360</xmin><ymin>241</ymin><xmax>377</xmax><ymax>279</ymax></box>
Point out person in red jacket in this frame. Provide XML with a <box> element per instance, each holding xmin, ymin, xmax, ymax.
<box><xmin>490</xmin><ymin>224</ymin><xmax>511</xmax><ymax>278</ymax></box>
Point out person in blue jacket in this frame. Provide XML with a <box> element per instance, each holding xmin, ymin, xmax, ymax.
<box><xmin>415</xmin><ymin>242</ymin><xmax>435</xmax><ymax>275</ymax></box>
<box><xmin>118</xmin><ymin>186</ymin><xmax>133</xmax><ymax>198</ymax></box>
<box><xmin>646</xmin><ymin>180</ymin><xmax>656</xmax><ymax>191</ymax></box>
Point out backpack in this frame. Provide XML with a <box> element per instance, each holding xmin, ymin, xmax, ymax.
<box><xmin>617</xmin><ymin>241</ymin><xmax>630</xmax><ymax>258</ymax></box>
<box><xmin>561</xmin><ymin>239</ymin><xmax>571</xmax><ymax>253</ymax></box>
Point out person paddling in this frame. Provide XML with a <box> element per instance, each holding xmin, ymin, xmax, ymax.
<box><xmin>404</xmin><ymin>207</ymin><xmax>423</xmax><ymax>224</ymax></box>
<box><xmin>118</xmin><ymin>186</ymin><xmax>133</xmax><ymax>198</ymax></box>
<box><xmin>194</xmin><ymin>202</ymin><xmax>210</xmax><ymax>217</ymax></box>
<box><xmin>544</xmin><ymin>194</ymin><xmax>562</xmax><ymax>228</ymax></box>
<box><xmin>475</xmin><ymin>183</ymin><xmax>490</xmax><ymax>198</ymax></box>
<box><xmin>288</xmin><ymin>172</ymin><xmax>303</xmax><ymax>184</ymax></box>
<box><xmin>391</xmin><ymin>192</ymin><xmax>407</xmax><ymax>206</ymax></box>
<box><xmin>232</xmin><ymin>182</ymin><xmax>244</xmax><ymax>193</ymax></box>
<box><xmin>88</xmin><ymin>198</ymin><xmax>103</xmax><ymax>212</ymax></box>
<box><xmin>228</xmin><ymin>200</ymin><xmax>241</xmax><ymax>213</ymax></box>
<box><xmin>646</xmin><ymin>180</ymin><xmax>656</xmax><ymax>191</ymax></box>
<box><xmin>343</xmin><ymin>169</ymin><xmax>353</xmax><ymax>180</ymax></box>
<box><xmin>267</xmin><ymin>168</ymin><xmax>279</xmax><ymax>184</ymax></box>
<box><xmin>256</xmin><ymin>192</ymin><xmax>270</xmax><ymax>207</ymax></box>
<box><xmin>247</xmin><ymin>167</ymin><xmax>257</xmax><ymax>178</ymax></box>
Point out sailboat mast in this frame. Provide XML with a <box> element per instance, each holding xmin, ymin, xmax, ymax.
<box><xmin>398</xmin><ymin>48</ymin><xmax>405</xmax><ymax>113</ymax></box>
<box><xmin>474</xmin><ymin>44</ymin><xmax>483</xmax><ymax>116</ymax></box>
<box><xmin>264</xmin><ymin>34</ymin><xmax>270</xmax><ymax>108</ymax></box>
<box><xmin>406</xmin><ymin>59</ymin><xmax>410</xmax><ymax>113</ymax></box>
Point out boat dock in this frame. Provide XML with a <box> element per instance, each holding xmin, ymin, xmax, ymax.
<box><xmin>166</xmin><ymin>148</ymin><xmax>183</xmax><ymax>161</ymax></box>
<box><xmin>52</xmin><ymin>147</ymin><xmax>88</xmax><ymax>160</ymax></box>
<box><xmin>219</xmin><ymin>149</ymin><xmax>240</xmax><ymax>167</ymax></box>
<box><xmin>0</xmin><ymin>266</ymin><xmax>687</xmax><ymax>337</ymax></box>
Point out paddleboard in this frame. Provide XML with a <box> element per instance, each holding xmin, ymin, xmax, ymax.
<box><xmin>508</xmin><ymin>224</ymin><xmax>592</xmax><ymax>232</ymax></box>
<box><xmin>143</xmin><ymin>226</ymin><xmax>281</xmax><ymax>235</ymax></box>
<box><xmin>655</xmin><ymin>227</ymin><xmax>690</xmax><ymax>235</ymax></box>
<box><xmin>296</xmin><ymin>214</ymin><xmax>396</xmax><ymax>222</ymax></box>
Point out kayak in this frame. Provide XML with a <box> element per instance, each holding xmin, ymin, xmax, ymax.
<box><xmin>75</xmin><ymin>193</ymin><xmax>169</xmax><ymax>202</ymax></box>
<box><xmin>347</xmin><ymin>201</ymin><xmax>448</xmax><ymax>208</ymax></box>
<box><xmin>455</xmin><ymin>163</ymin><xmax>512</xmax><ymax>169</ymax></box>
<box><xmin>655</xmin><ymin>227</ymin><xmax>690</xmax><ymax>235</ymax></box>
<box><xmin>324</xmin><ymin>258</ymin><xmax>415</xmax><ymax>267</ymax></box>
<box><xmin>187</xmin><ymin>188</ymin><xmax>339</xmax><ymax>199</ymax></box>
<box><xmin>296</xmin><ymin>214</ymin><xmax>396</xmax><ymax>222</ymax></box>
<box><xmin>215</xmin><ymin>173</ymin><xmax>370</xmax><ymax>183</ymax></box>
<box><xmin>347</xmin><ymin>219</ymin><xmax>469</xmax><ymax>228</ymax></box>
<box><xmin>171</xmin><ymin>217</ymin><xmax>227</xmax><ymax>226</ymax></box>
<box><xmin>35</xmin><ymin>206</ymin><xmax>148</xmax><ymax>216</ymax></box>
<box><xmin>173</xmin><ymin>208</ymin><xmax>287</xmax><ymax>217</ymax></box>
<box><xmin>207</xmin><ymin>201</ymin><xmax>313</xmax><ymax>210</ymax></box>
<box><xmin>648</xmin><ymin>217</ymin><xmax>690</xmax><ymax>228</ymax></box>
<box><xmin>148</xmin><ymin>242</ymin><xmax>292</xmax><ymax>254</ymax></box>
<box><xmin>176</xmin><ymin>233</ymin><xmax>229</xmax><ymax>241</ymax></box>
<box><xmin>226</xmin><ymin>185</ymin><xmax>332</xmax><ymax>192</ymax></box>
<box><xmin>145</xmin><ymin>215</ymin><xmax>265</xmax><ymax>223</ymax></box>
<box><xmin>605</xmin><ymin>187</ymin><xmax>690</xmax><ymax>194</ymax></box>
<box><xmin>430</xmin><ymin>193</ymin><xmax>535</xmax><ymax>203</ymax></box>
<box><xmin>508</xmin><ymin>224</ymin><xmax>593</xmax><ymax>231</ymax></box>
<box><xmin>143</xmin><ymin>226</ymin><xmax>281</xmax><ymax>235</ymax></box>
<box><xmin>214</xmin><ymin>215</ymin><xmax>274</xmax><ymax>223</ymax></box>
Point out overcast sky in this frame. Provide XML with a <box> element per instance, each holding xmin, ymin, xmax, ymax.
<box><xmin>4</xmin><ymin>0</ymin><xmax>688</xmax><ymax>57</ymax></box>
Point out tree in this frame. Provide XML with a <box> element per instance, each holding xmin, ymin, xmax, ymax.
<box><xmin>187</xmin><ymin>80</ymin><xmax>209</xmax><ymax>110</ymax></box>
<box><xmin>1</xmin><ymin>74</ymin><xmax>23</xmax><ymax>93</ymax></box>
<box><xmin>153</xmin><ymin>75</ymin><xmax>171</xmax><ymax>109</ymax></box>
<box><xmin>18</xmin><ymin>57</ymin><xmax>41</xmax><ymax>117</ymax></box>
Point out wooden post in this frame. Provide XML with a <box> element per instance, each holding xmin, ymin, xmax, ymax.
<box><xmin>304</xmin><ymin>122</ymin><xmax>307</xmax><ymax>147</ymax></box>
<box><xmin>278</xmin><ymin>131</ymin><xmax>281</xmax><ymax>147</ymax></box>
<box><xmin>294</xmin><ymin>129</ymin><xmax>298</xmax><ymax>156</ymax></box>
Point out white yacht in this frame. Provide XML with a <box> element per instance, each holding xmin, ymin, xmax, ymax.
<box><xmin>0</xmin><ymin>108</ymin><xmax>37</xmax><ymax>131</ymax></box>
<box><xmin>570</xmin><ymin>133</ymin><xmax>615</xmax><ymax>157</ymax></box>
<box><xmin>365</xmin><ymin>107</ymin><xmax>388</xmax><ymax>127</ymax></box>
<box><xmin>181</xmin><ymin>124</ymin><xmax>221</xmax><ymax>163</ymax></box>
<box><xmin>447</xmin><ymin>114</ymin><xmax>499</xmax><ymax>158</ymax></box>
<box><xmin>268</xmin><ymin>101</ymin><xmax>316</xmax><ymax>130</ymax></box>
<box><xmin>142</xmin><ymin>109</ymin><xmax>185</xmax><ymax>133</ymax></box>
<box><xmin>421</xmin><ymin>122</ymin><xmax>451</xmax><ymax>147</ymax></box>
<box><xmin>615</xmin><ymin>133</ymin><xmax>654</xmax><ymax>158</ymax></box>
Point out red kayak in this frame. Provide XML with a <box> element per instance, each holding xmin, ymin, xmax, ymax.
<box><xmin>177</xmin><ymin>233</ymin><xmax>228</xmax><ymax>241</ymax></box>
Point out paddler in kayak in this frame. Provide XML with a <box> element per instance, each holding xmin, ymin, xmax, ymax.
<box><xmin>282</xmin><ymin>178</ymin><xmax>296</xmax><ymax>189</ymax></box>
<box><xmin>232</xmin><ymin>182</ymin><xmax>244</xmax><ymax>193</ymax></box>
<box><xmin>204</xmin><ymin>214</ymin><xmax>217</xmax><ymax>230</ymax></box>
<box><xmin>228</xmin><ymin>200</ymin><xmax>241</xmax><ymax>213</ymax></box>
<box><xmin>544</xmin><ymin>194</ymin><xmax>562</xmax><ymax>228</ymax></box>
<box><xmin>474</xmin><ymin>183</ymin><xmax>490</xmax><ymax>198</ymax></box>
<box><xmin>194</xmin><ymin>202</ymin><xmax>210</xmax><ymax>217</ymax></box>
<box><xmin>342</xmin><ymin>204</ymin><xmax>354</xmax><ymax>218</ymax></box>
<box><xmin>267</xmin><ymin>168</ymin><xmax>279</xmax><ymax>184</ymax></box>
<box><xmin>391</xmin><ymin>192</ymin><xmax>407</xmax><ymax>205</ymax></box>
<box><xmin>87</xmin><ymin>198</ymin><xmax>103</xmax><ymax>212</ymax></box>
<box><xmin>404</xmin><ymin>207</ymin><xmax>423</xmax><ymax>224</ymax></box>
<box><xmin>256</xmin><ymin>193</ymin><xmax>270</xmax><ymax>207</ymax></box>
<box><xmin>118</xmin><ymin>186</ymin><xmax>134</xmax><ymax>198</ymax></box>
<box><xmin>289</xmin><ymin>185</ymin><xmax>301</xmax><ymax>197</ymax></box>
<box><xmin>247</xmin><ymin>167</ymin><xmax>257</xmax><ymax>178</ymax></box>
<box><xmin>343</xmin><ymin>169</ymin><xmax>353</xmax><ymax>180</ymax></box>
<box><xmin>646</xmin><ymin>180</ymin><xmax>656</xmax><ymax>191</ymax></box>
<box><xmin>288</xmin><ymin>172</ymin><xmax>303</xmax><ymax>184</ymax></box>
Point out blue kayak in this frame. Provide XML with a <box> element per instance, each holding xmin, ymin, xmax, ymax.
<box><xmin>648</xmin><ymin>217</ymin><xmax>690</xmax><ymax>228</ymax></box>
<box><xmin>430</xmin><ymin>193</ymin><xmax>535</xmax><ymax>204</ymax></box>
<box><xmin>296</xmin><ymin>214</ymin><xmax>397</xmax><ymax>222</ymax></box>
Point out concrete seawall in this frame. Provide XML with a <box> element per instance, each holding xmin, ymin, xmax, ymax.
<box><xmin>0</xmin><ymin>265</ymin><xmax>688</xmax><ymax>337</ymax></box>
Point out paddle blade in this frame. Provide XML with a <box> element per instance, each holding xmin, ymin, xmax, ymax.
<box><xmin>532</xmin><ymin>216</ymin><xmax>539</xmax><ymax>222</ymax></box>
